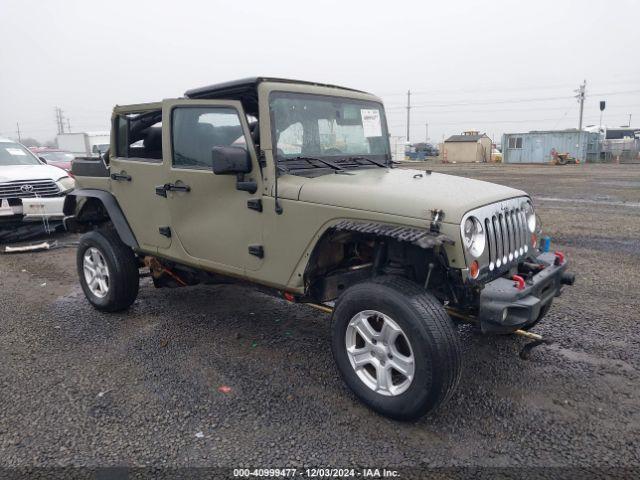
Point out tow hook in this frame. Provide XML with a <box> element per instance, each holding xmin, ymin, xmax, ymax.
<box><xmin>514</xmin><ymin>329</ymin><xmax>552</xmax><ymax>360</ymax></box>
<box><xmin>512</xmin><ymin>275</ymin><xmax>526</xmax><ymax>290</ymax></box>
<box><xmin>554</xmin><ymin>251</ymin><xmax>565</xmax><ymax>265</ymax></box>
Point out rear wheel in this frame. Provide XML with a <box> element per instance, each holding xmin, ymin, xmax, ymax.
<box><xmin>331</xmin><ymin>276</ymin><xmax>462</xmax><ymax>420</ymax></box>
<box><xmin>77</xmin><ymin>229</ymin><xmax>139</xmax><ymax>312</ymax></box>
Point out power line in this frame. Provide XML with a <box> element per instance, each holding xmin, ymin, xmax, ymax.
<box><xmin>552</xmin><ymin>104</ymin><xmax>576</xmax><ymax>130</ymax></box>
<box><xmin>377</xmin><ymin>78</ymin><xmax>640</xmax><ymax>97</ymax></box>
<box><xmin>386</xmin><ymin>94</ymin><xmax>573</xmax><ymax>110</ymax></box>
<box><xmin>384</xmin><ymin>88</ymin><xmax>640</xmax><ymax>110</ymax></box>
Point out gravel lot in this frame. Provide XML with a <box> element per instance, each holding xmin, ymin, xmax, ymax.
<box><xmin>1</xmin><ymin>163</ymin><xmax>639</xmax><ymax>471</ymax></box>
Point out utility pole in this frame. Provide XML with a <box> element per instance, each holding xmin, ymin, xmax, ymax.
<box><xmin>425</xmin><ymin>122</ymin><xmax>429</xmax><ymax>142</ymax></box>
<box><xmin>406</xmin><ymin>90</ymin><xmax>411</xmax><ymax>142</ymax></box>
<box><xmin>628</xmin><ymin>113</ymin><xmax>632</xmax><ymax>127</ymax></box>
<box><xmin>55</xmin><ymin>107</ymin><xmax>62</xmax><ymax>134</ymax></box>
<box><xmin>575</xmin><ymin>80</ymin><xmax>586</xmax><ymax>131</ymax></box>
<box><xmin>55</xmin><ymin>107</ymin><xmax>69</xmax><ymax>134</ymax></box>
<box><xmin>16</xmin><ymin>122</ymin><xmax>21</xmax><ymax>142</ymax></box>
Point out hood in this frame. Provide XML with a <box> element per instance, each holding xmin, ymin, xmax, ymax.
<box><xmin>283</xmin><ymin>167</ymin><xmax>526</xmax><ymax>223</ymax></box>
<box><xmin>0</xmin><ymin>164</ymin><xmax>68</xmax><ymax>183</ymax></box>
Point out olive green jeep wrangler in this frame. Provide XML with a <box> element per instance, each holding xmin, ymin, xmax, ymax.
<box><xmin>64</xmin><ymin>77</ymin><xmax>574</xmax><ymax>420</ymax></box>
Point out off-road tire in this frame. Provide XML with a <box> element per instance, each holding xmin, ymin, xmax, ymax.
<box><xmin>77</xmin><ymin>229</ymin><xmax>139</xmax><ymax>312</ymax></box>
<box><xmin>331</xmin><ymin>276</ymin><xmax>462</xmax><ymax>420</ymax></box>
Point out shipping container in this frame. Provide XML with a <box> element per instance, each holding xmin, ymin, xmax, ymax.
<box><xmin>501</xmin><ymin>130</ymin><xmax>600</xmax><ymax>163</ymax></box>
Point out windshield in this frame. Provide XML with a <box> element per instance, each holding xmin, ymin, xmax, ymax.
<box><xmin>40</xmin><ymin>151</ymin><xmax>75</xmax><ymax>162</ymax></box>
<box><xmin>270</xmin><ymin>92</ymin><xmax>390</xmax><ymax>169</ymax></box>
<box><xmin>0</xmin><ymin>142</ymin><xmax>41</xmax><ymax>166</ymax></box>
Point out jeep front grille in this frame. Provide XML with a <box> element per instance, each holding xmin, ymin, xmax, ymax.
<box><xmin>484</xmin><ymin>206</ymin><xmax>529</xmax><ymax>270</ymax></box>
<box><xmin>462</xmin><ymin>197</ymin><xmax>532</xmax><ymax>274</ymax></box>
<box><xmin>0</xmin><ymin>179</ymin><xmax>61</xmax><ymax>199</ymax></box>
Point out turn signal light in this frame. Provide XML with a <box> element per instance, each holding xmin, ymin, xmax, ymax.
<box><xmin>470</xmin><ymin>260</ymin><xmax>479</xmax><ymax>279</ymax></box>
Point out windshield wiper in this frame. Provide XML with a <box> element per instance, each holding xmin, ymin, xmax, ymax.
<box><xmin>344</xmin><ymin>156</ymin><xmax>391</xmax><ymax>168</ymax></box>
<box><xmin>280</xmin><ymin>156</ymin><xmax>345</xmax><ymax>171</ymax></box>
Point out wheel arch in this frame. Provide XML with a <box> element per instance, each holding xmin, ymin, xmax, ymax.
<box><xmin>296</xmin><ymin>219</ymin><xmax>454</xmax><ymax>303</ymax></box>
<box><xmin>64</xmin><ymin>189</ymin><xmax>139</xmax><ymax>249</ymax></box>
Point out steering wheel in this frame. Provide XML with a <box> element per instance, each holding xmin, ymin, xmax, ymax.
<box><xmin>324</xmin><ymin>148</ymin><xmax>343</xmax><ymax>155</ymax></box>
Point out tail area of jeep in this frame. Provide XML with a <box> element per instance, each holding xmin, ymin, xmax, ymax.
<box><xmin>63</xmin><ymin>77</ymin><xmax>575</xmax><ymax>420</ymax></box>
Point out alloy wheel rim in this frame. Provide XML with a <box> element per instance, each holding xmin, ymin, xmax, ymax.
<box><xmin>83</xmin><ymin>247</ymin><xmax>110</xmax><ymax>298</ymax></box>
<box><xmin>345</xmin><ymin>310</ymin><xmax>415</xmax><ymax>396</ymax></box>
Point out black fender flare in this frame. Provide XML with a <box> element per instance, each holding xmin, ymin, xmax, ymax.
<box><xmin>64</xmin><ymin>189</ymin><xmax>139</xmax><ymax>249</ymax></box>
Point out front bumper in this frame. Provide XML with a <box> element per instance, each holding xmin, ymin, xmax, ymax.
<box><xmin>478</xmin><ymin>251</ymin><xmax>573</xmax><ymax>333</ymax></box>
<box><xmin>0</xmin><ymin>197</ymin><xmax>66</xmax><ymax>222</ymax></box>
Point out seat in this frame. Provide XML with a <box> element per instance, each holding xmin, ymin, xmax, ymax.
<box><xmin>143</xmin><ymin>127</ymin><xmax>163</xmax><ymax>159</ymax></box>
<box><xmin>250</xmin><ymin>122</ymin><xmax>260</xmax><ymax>146</ymax></box>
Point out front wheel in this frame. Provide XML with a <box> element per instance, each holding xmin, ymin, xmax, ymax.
<box><xmin>331</xmin><ymin>276</ymin><xmax>462</xmax><ymax>420</ymax></box>
<box><xmin>77</xmin><ymin>229</ymin><xmax>140</xmax><ymax>312</ymax></box>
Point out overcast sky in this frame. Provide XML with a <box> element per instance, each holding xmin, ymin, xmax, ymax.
<box><xmin>1</xmin><ymin>0</ymin><xmax>638</xmax><ymax>145</ymax></box>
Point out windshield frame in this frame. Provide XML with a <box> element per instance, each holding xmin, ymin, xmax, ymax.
<box><xmin>268</xmin><ymin>90</ymin><xmax>391</xmax><ymax>173</ymax></box>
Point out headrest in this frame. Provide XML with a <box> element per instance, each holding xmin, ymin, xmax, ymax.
<box><xmin>144</xmin><ymin>127</ymin><xmax>162</xmax><ymax>151</ymax></box>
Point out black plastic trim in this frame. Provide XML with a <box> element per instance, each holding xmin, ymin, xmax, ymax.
<box><xmin>64</xmin><ymin>189</ymin><xmax>139</xmax><ymax>249</ymax></box>
<box><xmin>247</xmin><ymin>199</ymin><xmax>263</xmax><ymax>212</ymax></box>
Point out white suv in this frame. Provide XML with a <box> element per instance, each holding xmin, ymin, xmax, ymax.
<box><xmin>0</xmin><ymin>138</ymin><xmax>75</xmax><ymax>224</ymax></box>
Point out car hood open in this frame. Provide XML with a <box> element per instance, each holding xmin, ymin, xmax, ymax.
<box><xmin>281</xmin><ymin>167</ymin><xmax>526</xmax><ymax>223</ymax></box>
<box><xmin>0</xmin><ymin>164</ymin><xmax>68</xmax><ymax>183</ymax></box>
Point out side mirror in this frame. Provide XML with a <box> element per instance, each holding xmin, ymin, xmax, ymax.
<box><xmin>211</xmin><ymin>146</ymin><xmax>252</xmax><ymax>175</ymax></box>
<box><xmin>38</xmin><ymin>156</ymin><xmax>47</xmax><ymax>164</ymax></box>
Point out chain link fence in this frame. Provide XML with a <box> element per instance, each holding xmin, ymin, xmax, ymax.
<box><xmin>598</xmin><ymin>138</ymin><xmax>640</xmax><ymax>164</ymax></box>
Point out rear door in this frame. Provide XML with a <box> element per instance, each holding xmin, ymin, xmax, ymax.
<box><xmin>161</xmin><ymin>99</ymin><xmax>263</xmax><ymax>273</ymax></box>
<box><xmin>109</xmin><ymin>104</ymin><xmax>172</xmax><ymax>252</ymax></box>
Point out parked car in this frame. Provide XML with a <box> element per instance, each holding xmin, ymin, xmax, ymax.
<box><xmin>491</xmin><ymin>148</ymin><xmax>503</xmax><ymax>163</ymax></box>
<box><xmin>64</xmin><ymin>77</ymin><xmax>574</xmax><ymax>420</ymax></box>
<box><xmin>0</xmin><ymin>139</ymin><xmax>75</xmax><ymax>225</ymax></box>
<box><xmin>410</xmin><ymin>142</ymin><xmax>439</xmax><ymax>158</ymax></box>
<box><xmin>29</xmin><ymin>147</ymin><xmax>76</xmax><ymax>172</ymax></box>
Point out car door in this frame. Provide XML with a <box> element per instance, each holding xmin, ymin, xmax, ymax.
<box><xmin>109</xmin><ymin>104</ymin><xmax>172</xmax><ymax>252</ymax></box>
<box><xmin>161</xmin><ymin>99</ymin><xmax>263</xmax><ymax>273</ymax></box>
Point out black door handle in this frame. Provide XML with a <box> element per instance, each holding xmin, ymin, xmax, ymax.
<box><xmin>110</xmin><ymin>172</ymin><xmax>132</xmax><ymax>182</ymax></box>
<box><xmin>167</xmin><ymin>183</ymin><xmax>190</xmax><ymax>193</ymax></box>
<box><xmin>155</xmin><ymin>183</ymin><xmax>191</xmax><ymax>197</ymax></box>
<box><xmin>155</xmin><ymin>184</ymin><xmax>168</xmax><ymax>197</ymax></box>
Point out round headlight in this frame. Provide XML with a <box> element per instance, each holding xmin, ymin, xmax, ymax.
<box><xmin>56</xmin><ymin>176</ymin><xmax>76</xmax><ymax>192</ymax></box>
<box><xmin>462</xmin><ymin>216</ymin><xmax>486</xmax><ymax>258</ymax></box>
<box><xmin>522</xmin><ymin>201</ymin><xmax>536</xmax><ymax>232</ymax></box>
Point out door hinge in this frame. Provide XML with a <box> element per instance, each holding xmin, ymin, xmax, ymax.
<box><xmin>258</xmin><ymin>149</ymin><xmax>267</xmax><ymax>168</ymax></box>
<box><xmin>247</xmin><ymin>198</ymin><xmax>263</xmax><ymax>212</ymax></box>
<box><xmin>159</xmin><ymin>226</ymin><xmax>171</xmax><ymax>238</ymax></box>
<box><xmin>248</xmin><ymin>245</ymin><xmax>264</xmax><ymax>258</ymax></box>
